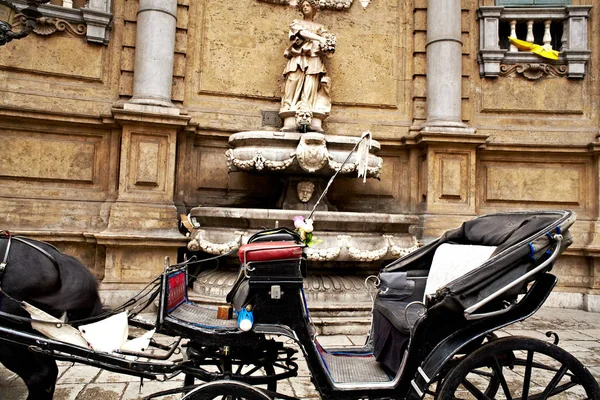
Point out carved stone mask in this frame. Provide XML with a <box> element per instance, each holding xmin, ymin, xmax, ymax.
<box><xmin>297</xmin><ymin>181</ymin><xmax>315</xmax><ymax>203</ymax></box>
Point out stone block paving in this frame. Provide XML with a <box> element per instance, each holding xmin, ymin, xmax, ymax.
<box><xmin>1</xmin><ymin>307</ymin><xmax>599</xmax><ymax>399</ymax></box>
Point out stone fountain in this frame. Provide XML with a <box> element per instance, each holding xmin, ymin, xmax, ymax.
<box><xmin>185</xmin><ymin>0</ymin><xmax>418</xmax><ymax>331</ymax></box>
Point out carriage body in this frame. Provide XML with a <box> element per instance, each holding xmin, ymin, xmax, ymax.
<box><xmin>1</xmin><ymin>210</ymin><xmax>598</xmax><ymax>400</ymax></box>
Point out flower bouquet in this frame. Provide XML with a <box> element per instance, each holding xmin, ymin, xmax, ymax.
<box><xmin>293</xmin><ymin>216</ymin><xmax>322</xmax><ymax>247</ymax></box>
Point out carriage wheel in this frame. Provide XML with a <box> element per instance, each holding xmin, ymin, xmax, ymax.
<box><xmin>436</xmin><ymin>336</ymin><xmax>600</xmax><ymax>400</ymax></box>
<box><xmin>183</xmin><ymin>355</ymin><xmax>277</xmax><ymax>391</ymax></box>
<box><xmin>185</xmin><ymin>344</ymin><xmax>293</xmax><ymax>392</ymax></box>
<box><xmin>181</xmin><ymin>380</ymin><xmax>272</xmax><ymax>400</ymax></box>
<box><xmin>426</xmin><ymin>333</ymin><xmax>500</xmax><ymax>398</ymax></box>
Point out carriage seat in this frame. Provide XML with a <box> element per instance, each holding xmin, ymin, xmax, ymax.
<box><xmin>226</xmin><ymin>228</ymin><xmax>305</xmax><ymax>311</ymax></box>
<box><xmin>373</xmin><ymin>244</ymin><xmax>496</xmax><ymax>372</ymax></box>
<box><xmin>238</xmin><ymin>241</ymin><xmax>304</xmax><ymax>265</ymax></box>
<box><xmin>158</xmin><ymin>267</ymin><xmax>239</xmax><ymax>333</ymax></box>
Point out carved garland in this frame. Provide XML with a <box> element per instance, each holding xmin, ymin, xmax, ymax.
<box><xmin>305</xmin><ymin>245</ymin><xmax>342</xmax><ymax>261</ymax></box>
<box><xmin>328</xmin><ymin>155</ymin><xmax>382</xmax><ymax>179</ymax></box>
<box><xmin>387</xmin><ymin>235</ymin><xmax>419</xmax><ymax>258</ymax></box>
<box><xmin>14</xmin><ymin>14</ymin><xmax>86</xmax><ymax>37</ymax></box>
<box><xmin>347</xmin><ymin>241</ymin><xmax>389</xmax><ymax>262</ymax></box>
<box><xmin>256</xmin><ymin>0</ymin><xmax>367</xmax><ymax>10</ymax></box>
<box><xmin>226</xmin><ymin>149</ymin><xmax>296</xmax><ymax>172</ymax></box>
<box><xmin>499</xmin><ymin>63</ymin><xmax>567</xmax><ymax>80</ymax></box>
<box><xmin>188</xmin><ymin>230</ymin><xmax>245</xmax><ymax>255</ymax></box>
<box><xmin>226</xmin><ymin>149</ymin><xmax>382</xmax><ymax>177</ymax></box>
<box><xmin>188</xmin><ymin>231</ymin><xmax>418</xmax><ymax>262</ymax></box>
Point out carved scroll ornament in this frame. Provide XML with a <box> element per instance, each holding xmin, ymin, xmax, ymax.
<box><xmin>499</xmin><ymin>63</ymin><xmax>567</xmax><ymax>80</ymax></box>
<box><xmin>14</xmin><ymin>14</ymin><xmax>86</xmax><ymax>37</ymax></box>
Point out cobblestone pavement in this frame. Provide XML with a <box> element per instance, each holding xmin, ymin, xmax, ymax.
<box><xmin>1</xmin><ymin>307</ymin><xmax>599</xmax><ymax>399</ymax></box>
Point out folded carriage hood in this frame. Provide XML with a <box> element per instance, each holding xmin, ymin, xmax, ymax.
<box><xmin>384</xmin><ymin>210</ymin><xmax>576</xmax><ymax>311</ymax></box>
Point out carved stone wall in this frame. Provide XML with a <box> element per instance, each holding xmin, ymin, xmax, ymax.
<box><xmin>0</xmin><ymin>0</ymin><xmax>599</xmax><ymax>312</ymax></box>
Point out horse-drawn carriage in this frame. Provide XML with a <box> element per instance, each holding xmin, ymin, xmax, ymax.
<box><xmin>0</xmin><ymin>209</ymin><xmax>599</xmax><ymax>399</ymax></box>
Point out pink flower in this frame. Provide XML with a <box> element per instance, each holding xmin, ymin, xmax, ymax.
<box><xmin>293</xmin><ymin>216</ymin><xmax>305</xmax><ymax>229</ymax></box>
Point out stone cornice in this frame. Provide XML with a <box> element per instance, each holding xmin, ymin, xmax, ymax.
<box><xmin>111</xmin><ymin>107</ymin><xmax>192</xmax><ymax>128</ymax></box>
<box><xmin>0</xmin><ymin>105</ymin><xmax>108</xmax><ymax>126</ymax></box>
<box><xmin>402</xmin><ymin>132</ymin><xmax>488</xmax><ymax>147</ymax></box>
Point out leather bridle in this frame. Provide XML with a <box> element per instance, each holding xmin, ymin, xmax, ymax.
<box><xmin>0</xmin><ymin>231</ymin><xmax>60</xmax><ymax>292</ymax></box>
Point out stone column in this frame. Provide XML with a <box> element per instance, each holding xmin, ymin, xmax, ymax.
<box><xmin>421</xmin><ymin>0</ymin><xmax>471</xmax><ymax>132</ymax></box>
<box><xmin>126</xmin><ymin>0</ymin><xmax>178</xmax><ymax>110</ymax></box>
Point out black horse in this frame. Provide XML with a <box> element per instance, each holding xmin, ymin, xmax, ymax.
<box><xmin>0</xmin><ymin>233</ymin><xmax>103</xmax><ymax>400</ymax></box>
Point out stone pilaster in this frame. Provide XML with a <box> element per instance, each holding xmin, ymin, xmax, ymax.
<box><xmin>97</xmin><ymin>108</ymin><xmax>190</xmax><ymax>307</ymax></box>
<box><xmin>406</xmin><ymin>133</ymin><xmax>487</xmax><ymax>240</ymax></box>
<box><xmin>126</xmin><ymin>0</ymin><xmax>178</xmax><ymax>109</ymax></box>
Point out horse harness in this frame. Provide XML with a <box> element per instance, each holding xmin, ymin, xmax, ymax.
<box><xmin>0</xmin><ymin>231</ymin><xmax>60</xmax><ymax>293</ymax></box>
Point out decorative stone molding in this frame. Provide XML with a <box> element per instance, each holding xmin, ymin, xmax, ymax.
<box><xmin>347</xmin><ymin>240</ymin><xmax>389</xmax><ymax>262</ymax></box>
<box><xmin>296</xmin><ymin>133</ymin><xmax>329</xmax><ymax>173</ymax></box>
<box><xmin>227</xmin><ymin>132</ymin><xmax>383</xmax><ymax>178</ymax></box>
<box><xmin>226</xmin><ymin>149</ymin><xmax>296</xmax><ymax>172</ymax></box>
<box><xmin>328</xmin><ymin>155</ymin><xmax>382</xmax><ymax>179</ymax></box>
<box><xmin>187</xmin><ymin>229</ymin><xmax>418</xmax><ymax>262</ymax></box>
<box><xmin>14</xmin><ymin>14</ymin><xmax>86</xmax><ymax>37</ymax></box>
<box><xmin>478</xmin><ymin>6</ymin><xmax>591</xmax><ymax>79</ymax></box>
<box><xmin>499</xmin><ymin>63</ymin><xmax>567</xmax><ymax>80</ymax></box>
<box><xmin>256</xmin><ymin>0</ymin><xmax>363</xmax><ymax>11</ymax></box>
<box><xmin>11</xmin><ymin>0</ymin><xmax>112</xmax><ymax>44</ymax></box>
<box><xmin>188</xmin><ymin>230</ymin><xmax>245</xmax><ymax>255</ymax></box>
<box><xmin>305</xmin><ymin>244</ymin><xmax>342</xmax><ymax>261</ymax></box>
<box><xmin>388</xmin><ymin>235</ymin><xmax>419</xmax><ymax>258</ymax></box>
<box><xmin>193</xmin><ymin>269</ymin><xmax>373</xmax><ymax>304</ymax></box>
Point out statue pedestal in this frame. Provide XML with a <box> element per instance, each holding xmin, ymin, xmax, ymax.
<box><xmin>279</xmin><ymin>110</ymin><xmax>327</xmax><ymax>133</ymax></box>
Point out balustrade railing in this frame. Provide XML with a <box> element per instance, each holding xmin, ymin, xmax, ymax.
<box><xmin>501</xmin><ymin>18</ymin><xmax>562</xmax><ymax>52</ymax></box>
<box><xmin>478</xmin><ymin>6</ymin><xmax>591</xmax><ymax>79</ymax></box>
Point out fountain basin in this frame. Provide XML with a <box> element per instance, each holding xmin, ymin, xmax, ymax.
<box><xmin>226</xmin><ymin>131</ymin><xmax>383</xmax><ymax>177</ymax></box>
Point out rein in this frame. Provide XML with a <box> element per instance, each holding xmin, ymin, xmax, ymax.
<box><xmin>0</xmin><ymin>231</ymin><xmax>60</xmax><ymax>292</ymax></box>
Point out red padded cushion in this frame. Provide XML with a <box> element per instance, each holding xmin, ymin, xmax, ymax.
<box><xmin>167</xmin><ymin>271</ymin><xmax>186</xmax><ymax>312</ymax></box>
<box><xmin>238</xmin><ymin>241</ymin><xmax>304</xmax><ymax>263</ymax></box>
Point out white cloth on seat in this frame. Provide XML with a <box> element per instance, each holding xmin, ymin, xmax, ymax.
<box><xmin>424</xmin><ymin>244</ymin><xmax>497</xmax><ymax>299</ymax></box>
<box><xmin>78</xmin><ymin>312</ymin><xmax>155</xmax><ymax>353</ymax></box>
<box><xmin>24</xmin><ymin>302</ymin><xmax>154</xmax><ymax>353</ymax></box>
<box><xmin>23</xmin><ymin>302</ymin><xmax>90</xmax><ymax>348</ymax></box>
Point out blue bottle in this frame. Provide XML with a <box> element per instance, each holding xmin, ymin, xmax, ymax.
<box><xmin>237</xmin><ymin>307</ymin><xmax>254</xmax><ymax>332</ymax></box>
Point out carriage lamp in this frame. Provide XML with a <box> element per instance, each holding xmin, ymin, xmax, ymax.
<box><xmin>0</xmin><ymin>0</ymin><xmax>49</xmax><ymax>46</ymax></box>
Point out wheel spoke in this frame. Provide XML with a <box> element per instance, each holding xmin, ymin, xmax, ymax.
<box><xmin>242</xmin><ymin>365</ymin><xmax>262</xmax><ymax>376</ymax></box>
<box><xmin>470</xmin><ymin>368</ymin><xmax>495</xmax><ymax>378</ymax></box>
<box><xmin>462</xmin><ymin>378</ymin><xmax>493</xmax><ymax>400</ymax></box>
<box><xmin>522</xmin><ymin>350</ymin><xmax>534</xmax><ymax>400</ymax></box>
<box><xmin>235</xmin><ymin>363</ymin><xmax>244</xmax><ymax>374</ymax></box>
<box><xmin>492</xmin><ymin>358</ymin><xmax>513</xmax><ymax>400</ymax></box>
<box><xmin>539</xmin><ymin>364</ymin><xmax>568</xmax><ymax>400</ymax></box>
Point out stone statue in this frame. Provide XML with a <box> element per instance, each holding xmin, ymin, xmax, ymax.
<box><xmin>280</xmin><ymin>0</ymin><xmax>336</xmax><ymax>132</ymax></box>
<box><xmin>297</xmin><ymin>181</ymin><xmax>315</xmax><ymax>203</ymax></box>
